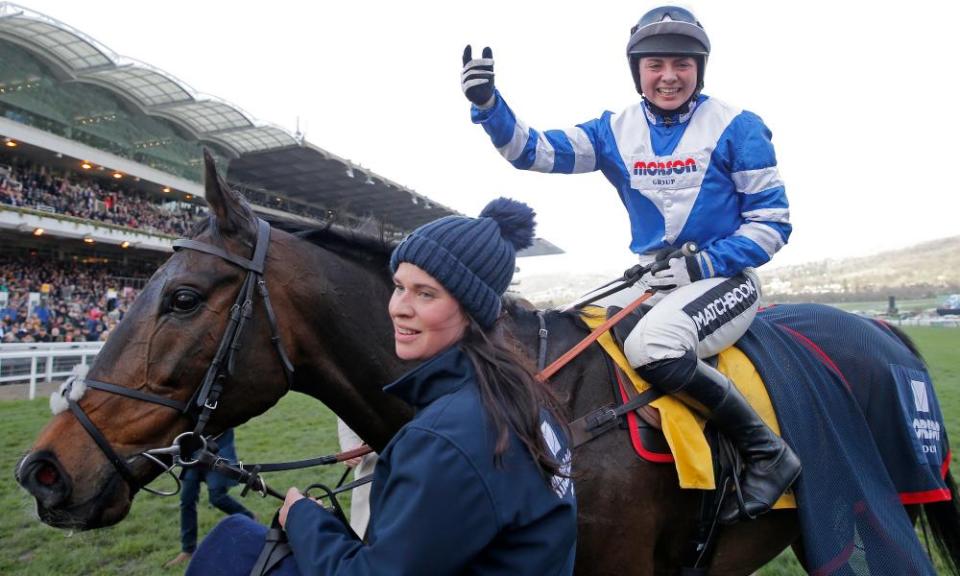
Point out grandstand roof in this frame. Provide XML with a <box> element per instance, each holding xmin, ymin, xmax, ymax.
<box><xmin>0</xmin><ymin>2</ymin><xmax>562</xmax><ymax>255</ymax></box>
<box><xmin>229</xmin><ymin>145</ymin><xmax>454</xmax><ymax>232</ymax></box>
<box><xmin>0</xmin><ymin>3</ymin><xmax>296</xmax><ymax>157</ymax></box>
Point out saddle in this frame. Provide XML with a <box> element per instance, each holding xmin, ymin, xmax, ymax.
<box><xmin>579</xmin><ymin>305</ymin><xmax>796</xmax><ymax>511</ymax></box>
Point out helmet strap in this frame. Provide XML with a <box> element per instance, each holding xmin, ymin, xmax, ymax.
<box><xmin>641</xmin><ymin>93</ymin><xmax>697</xmax><ymax>118</ymax></box>
<box><xmin>631</xmin><ymin>55</ymin><xmax>705</xmax><ymax>114</ymax></box>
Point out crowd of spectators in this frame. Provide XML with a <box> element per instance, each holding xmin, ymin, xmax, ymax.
<box><xmin>0</xmin><ymin>256</ymin><xmax>151</xmax><ymax>344</ymax></box>
<box><xmin>0</xmin><ymin>162</ymin><xmax>203</xmax><ymax>236</ymax></box>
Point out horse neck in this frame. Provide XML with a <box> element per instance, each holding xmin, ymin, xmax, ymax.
<box><xmin>505</xmin><ymin>303</ymin><xmax>610</xmax><ymax>415</ymax></box>
<box><xmin>277</xmin><ymin>235</ymin><xmax>413</xmax><ymax>451</ymax></box>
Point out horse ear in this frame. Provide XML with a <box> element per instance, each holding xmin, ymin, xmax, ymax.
<box><xmin>202</xmin><ymin>149</ymin><xmax>257</xmax><ymax>240</ymax></box>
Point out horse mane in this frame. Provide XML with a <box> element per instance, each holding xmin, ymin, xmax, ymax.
<box><xmin>880</xmin><ymin>320</ymin><xmax>927</xmax><ymax>366</ymax></box>
<box><xmin>502</xmin><ymin>297</ymin><xmax>582</xmax><ymax>329</ymax></box>
<box><xmin>189</xmin><ymin>212</ymin><xmax>398</xmax><ymax>265</ymax></box>
<box><xmin>190</xmin><ymin>211</ymin><xmax>582</xmax><ymax>323</ymax></box>
<box><xmin>277</xmin><ymin>218</ymin><xmax>398</xmax><ymax>262</ymax></box>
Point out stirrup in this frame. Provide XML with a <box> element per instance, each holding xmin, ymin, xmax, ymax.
<box><xmin>718</xmin><ymin>444</ymin><xmax>801</xmax><ymax>525</ymax></box>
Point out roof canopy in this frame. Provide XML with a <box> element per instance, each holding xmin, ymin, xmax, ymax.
<box><xmin>228</xmin><ymin>145</ymin><xmax>455</xmax><ymax>233</ymax></box>
<box><xmin>0</xmin><ymin>3</ymin><xmax>297</xmax><ymax>157</ymax></box>
<box><xmin>0</xmin><ymin>2</ymin><xmax>562</xmax><ymax>256</ymax></box>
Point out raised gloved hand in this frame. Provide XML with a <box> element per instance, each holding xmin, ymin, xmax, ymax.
<box><xmin>642</xmin><ymin>250</ymin><xmax>703</xmax><ymax>291</ymax></box>
<box><xmin>461</xmin><ymin>45</ymin><xmax>495</xmax><ymax>108</ymax></box>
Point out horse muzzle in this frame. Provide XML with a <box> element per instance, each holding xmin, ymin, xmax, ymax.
<box><xmin>16</xmin><ymin>449</ymin><xmax>130</xmax><ymax>530</ymax></box>
<box><xmin>17</xmin><ymin>450</ymin><xmax>72</xmax><ymax>510</ymax></box>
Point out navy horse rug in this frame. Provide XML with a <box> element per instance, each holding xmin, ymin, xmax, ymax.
<box><xmin>738</xmin><ymin>303</ymin><xmax>950</xmax><ymax>574</ymax></box>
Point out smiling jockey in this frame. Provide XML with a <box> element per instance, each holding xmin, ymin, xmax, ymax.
<box><xmin>462</xmin><ymin>5</ymin><xmax>800</xmax><ymax>523</ymax></box>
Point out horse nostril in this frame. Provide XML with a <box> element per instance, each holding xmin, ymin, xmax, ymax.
<box><xmin>35</xmin><ymin>462</ymin><xmax>60</xmax><ymax>487</ymax></box>
<box><xmin>18</xmin><ymin>451</ymin><xmax>72</xmax><ymax>508</ymax></box>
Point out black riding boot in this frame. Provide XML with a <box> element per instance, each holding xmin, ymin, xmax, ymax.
<box><xmin>638</xmin><ymin>351</ymin><xmax>802</xmax><ymax>524</ymax></box>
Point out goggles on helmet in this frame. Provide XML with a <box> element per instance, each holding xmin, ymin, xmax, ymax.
<box><xmin>627</xmin><ymin>5</ymin><xmax>710</xmax><ymax>57</ymax></box>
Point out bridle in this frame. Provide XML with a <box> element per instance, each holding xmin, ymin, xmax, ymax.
<box><xmin>57</xmin><ymin>217</ymin><xmax>295</xmax><ymax>496</ymax></box>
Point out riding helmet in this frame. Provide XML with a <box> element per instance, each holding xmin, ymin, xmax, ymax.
<box><xmin>626</xmin><ymin>5</ymin><xmax>711</xmax><ymax>96</ymax></box>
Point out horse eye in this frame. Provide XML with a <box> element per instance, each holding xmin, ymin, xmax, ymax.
<box><xmin>170</xmin><ymin>289</ymin><xmax>202</xmax><ymax>313</ymax></box>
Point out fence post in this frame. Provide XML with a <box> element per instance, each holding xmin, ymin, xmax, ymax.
<box><xmin>46</xmin><ymin>354</ymin><xmax>54</xmax><ymax>383</ymax></box>
<box><xmin>29</xmin><ymin>356</ymin><xmax>38</xmax><ymax>400</ymax></box>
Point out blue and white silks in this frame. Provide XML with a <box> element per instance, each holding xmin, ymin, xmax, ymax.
<box><xmin>471</xmin><ymin>91</ymin><xmax>791</xmax><ymax>278</ymax></box>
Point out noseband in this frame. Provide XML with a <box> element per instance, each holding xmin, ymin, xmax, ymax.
<box><xmin>55</xmin><ymin>218</ymin><xmax>295</xmax><ymax>495</ymax></box>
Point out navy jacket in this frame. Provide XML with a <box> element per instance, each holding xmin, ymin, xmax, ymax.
<box><xmin>285</xmin><ymin>345</ymin><xmax>577</xmax><ymax>575</ymax></box>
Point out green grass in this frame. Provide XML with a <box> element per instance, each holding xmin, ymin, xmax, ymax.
<box><xmin>827</xmin><ymin>297</ymin><xmax>944</xmax><ymax>314</ymax></box>
<box><xmin>2</xmin><ymin>326</ymin><xmax>958</xmax><ymax>574</ymax></box>
<box><xmin>1</xmin><ymin>393</ymin><xmax>346</xmax><ymax>576</ymax></box>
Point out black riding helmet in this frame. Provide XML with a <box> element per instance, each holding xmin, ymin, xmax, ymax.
<box><xmin>626</xmin><ymin>6</ymin><xmax>711</xmax><ymax>97</ymax></box>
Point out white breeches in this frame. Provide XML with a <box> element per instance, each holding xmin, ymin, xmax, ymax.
<box><xmin>592</xmin><ymin>268</ymin><xmax>761</xmax><ymax>368</ymax></box>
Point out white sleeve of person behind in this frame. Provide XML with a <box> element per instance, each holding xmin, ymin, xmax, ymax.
<box><xmin>337</xmin><ymin>418</ymin><xmax>377</xmax><ymax>536</ymax></box>
<box><xmin>540</xmin><ymin>420</ymin><xmax>573</xmax><ymax>499</ymax></box>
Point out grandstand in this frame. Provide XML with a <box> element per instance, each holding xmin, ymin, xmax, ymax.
<box><xmin>0</xmin><ymin>2</ymin><xmax>562</xmax><ymax>351</ymax></box>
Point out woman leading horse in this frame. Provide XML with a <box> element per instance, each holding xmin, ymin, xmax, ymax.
<box><xmin>262</xmin><ymin>198</ymin><xmax>577</xmax><ymax>574</ymax></box>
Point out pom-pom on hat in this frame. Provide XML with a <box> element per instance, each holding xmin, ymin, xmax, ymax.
<box><xmin>390</xmin><ymin>197</ymin><xmax>536</xmax><ymax>328</ymax></box>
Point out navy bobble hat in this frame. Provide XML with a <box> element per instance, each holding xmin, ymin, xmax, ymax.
<box><xmin>390</xmin><ymin>197</ymin><xmax>536</xmax><ymax>329</ymax></box>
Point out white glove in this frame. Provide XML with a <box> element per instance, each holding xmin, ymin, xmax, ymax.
<box><xmin>642</xmin><ymin>255</ymin><xmax>702</xmax><ymax>291</ymax></box>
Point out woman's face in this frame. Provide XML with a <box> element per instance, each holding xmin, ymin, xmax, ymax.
<box><xmin>639</xmin><ymin>55</ymin><xmax>698</xmax><ymax>110</ymax></box>
<box><xmin>388</xmin><ymin>262</ymin><xmax>469</xmax><ymax>361</ymax></box>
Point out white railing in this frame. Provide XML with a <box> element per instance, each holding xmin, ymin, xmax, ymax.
<box><xmin>0</xmin><ymin>341</ymin><xmax>104</xmax><ymax>399</ymax></box>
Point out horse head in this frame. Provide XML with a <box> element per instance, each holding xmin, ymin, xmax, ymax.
<box><xmin>16</xmin><ymin>151</ymin><xmax>411</xmax><ymax>529</ymax></box>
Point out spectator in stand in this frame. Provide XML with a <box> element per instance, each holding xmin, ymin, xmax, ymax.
<box><xmin>1</xmin><ymin>304</ymin><xmax>16</xmax><ymax>326</ymax></box>
<box><xmin>0</xmin><ymin>256</ymin><xmax>147</xmax><ymax>343</ymax></box>
<box><xmin>0</xmin><ymin>160</ymin><xmax>202</xmax><ymax>236</ymax></box>
<box><xmin>32</xmin><ymin>302</ymin><xmax>51</xmax><ymax>326</ymax></box>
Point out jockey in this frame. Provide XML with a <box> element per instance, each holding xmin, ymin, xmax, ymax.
<box><xmin>462</xmin><ymin>5</ymin><xmax>800</xmax><ymax>523</ymax></box>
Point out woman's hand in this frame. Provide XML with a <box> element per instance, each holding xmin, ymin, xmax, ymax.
<box><xmin>279</xmin><ymin>487</ymin><xmax>306</xmax><ymax>529</ymax></box>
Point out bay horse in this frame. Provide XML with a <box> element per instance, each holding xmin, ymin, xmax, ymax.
<box><xmin>16</xmin><ymin>153</ymin><xmax>960</xmax><ymax>575</ymax></box>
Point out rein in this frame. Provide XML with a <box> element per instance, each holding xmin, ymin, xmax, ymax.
<box><xmin>190</xmin><ymin>443</ymin><xmax>374</xmax><ymax>501</ymax></box>
<box><xmin>535</xmin><ymin>290</ymin><xmax>654</xmax><ymax>382</ymax></box>
<box><xmin>533</xmin><ymin>242</ymin><xmax>699</xmax><ymax>388</ymax></box>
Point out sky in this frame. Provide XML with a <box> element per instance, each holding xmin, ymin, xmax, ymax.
<box><xmin>11</xmin><ymin>0</ymin><xmax>960</xmax><ymax>278</ymax></box>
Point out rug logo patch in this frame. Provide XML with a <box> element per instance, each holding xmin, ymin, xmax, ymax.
<box><xmin>913</xmin><ymin>418</ymin><xmax>941</xmax><ymax>446</ymax></box>
<box><xmin>910</xmin><ymin>379</ymin><xmax>930</xmax><ymax>413</ymax></box>
<box><xmin>892</xmin><ymin>365</ymin><xmax>944</xmax><ymax>465</ymax></box>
